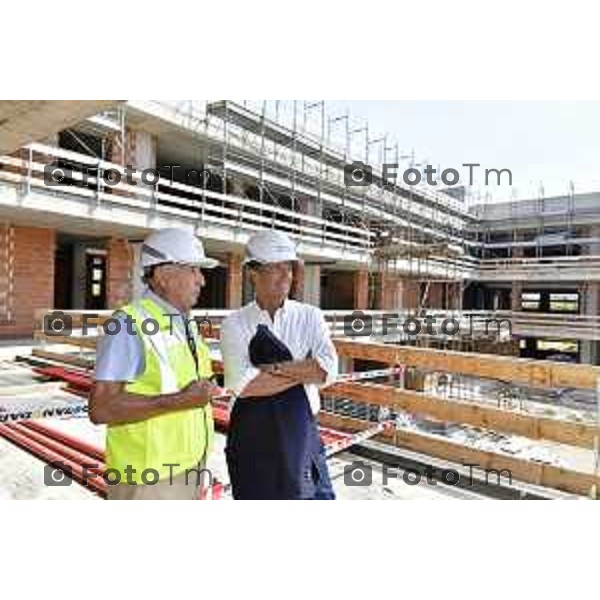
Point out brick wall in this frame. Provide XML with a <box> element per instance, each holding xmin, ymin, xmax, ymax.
<box><xmin>0</xmin><ymin>226</ymin><xmax>56</xmax><ymax>338</ymax></box>
<box><xmin>320</xmin><ymin>271</ymin><xmax>355</xmax><ymax>309</ymax></box>
<box><xmin>426</xmin><ymin>282</ymin><xmax>445</xmax><ymax>309</ymax></box>
<box><xmin>353</xmin><ymin>270</ymin><xmax>369</xmax><ymax>310</ymax></box>
<box><xmin>225</xmin><ymin>253</ymin><xmax>243</xmax><ymax>309</ymax></box>
<box><xmin>381</xmin><ymin>275</ymin><xmax>401</xmax><ymax>310</ymax></box>
<box><xmin>378</xmin><ymin>276</ymin><xmax>422</xmax><ymax>311</ymax></box>
<box><xmin>401</xmin><ymin>279</ymin><xmax>420</xmax><ymax>310</ymax></box>
<box><xmin>106</xmin><ymin>238</ymin><xmax>132</xmax><ymax>309</ymax></box>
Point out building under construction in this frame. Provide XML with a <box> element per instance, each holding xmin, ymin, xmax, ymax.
<box><xmin>1</xmin><ymin>100</ymin><xmax>600</xmax><ymax>500</ymax></box>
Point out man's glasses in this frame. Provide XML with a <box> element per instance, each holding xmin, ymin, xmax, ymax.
<box><xmin>157</xmin><ymin>262</ymin><xmax>202</xmax><ymax>276</ymax></box>
<box><xmin>253</xmin><ymin>262</ymin><xmax>293</xmax><ymax>275</ymax></box>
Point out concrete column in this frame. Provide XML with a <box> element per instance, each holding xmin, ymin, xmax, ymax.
<box><xmin>71</xmin><ymin>242</ymin><xmax>87</xmax><ymax>309</ymax></box>
<box><xmin>107</xmin><ymin>128</ymin><xmax>157</xmax><ymax>199</ymax></box>
<box><xmin>134</xmin><ymin>130</ymin><xmax>157</xmax><ymax>172</ymax></box>
<box><xmin>492</xmin><ymin>290</ymin><xmax>500</xmax><ymax>311</ymax></box>
<box><xmin>225</xmin><ymin>253</ymin><xmax>243</xmax><ymax>309</ymax></box>
<box><xmin>290</xmin><ymin>261</ymin><xmax>305</xmax><ymax>301</ymax></box>
<box><xmin>302</xmin><ymin>264</ymin><xmax>321</xmax><ymax>306</ymax></box>
<box><xmin>339</xmin><ymin>357</ymin><xmax>354</xmax><ymax>376</ymax></box>
<box><xmin>297</xmin><ymin>196</ymin><xmax>320</xmax><ymax>218</ymax></box>
<box><xmin>229</xmin><ymin>179</ymin><xmax>245</xmax><ymax>197</ymax></box>
<box><xmin>449</xmin><ymin>282</ymin><xmax>463</xmax><ymax>310</ymax></box>
<box><xmin>511</xmin><ymin>282</ymin><xmax>522</xmax><ymax>311</ymax></box>
<box><xmin>510</xmin><ymin>243</ymin><xmax>524</xmax><ymax>312</ymax></box>
<box><xmin>579</xmin><ymin>228</ymin><xmax>600</xmax><ymax>364</ymax></box>
<box><xmin>581</xmin><ymin>282</ymin><xmax>600</xmax><ymax>364</ymax></box>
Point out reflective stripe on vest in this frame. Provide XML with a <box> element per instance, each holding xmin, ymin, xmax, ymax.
<box><xmin>105</xmin><ymin>297</ymin><xmax>214</xmax><ymax>483</ymax></box>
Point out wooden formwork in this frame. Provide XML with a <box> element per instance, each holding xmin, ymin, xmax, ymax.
<box><xmin>318</xmin><ymin>413</ymin><xmax>600</xmax><ymax>497</ymax></box>
<box><xmin>333</xmin><ymin>338</ymin><xmax>600</xmax><ymax>390</ymax></box>
<box><xmin>324</xmin><ymin>339</ymin><xmax>600</xmax><ymax>497</ymax></box>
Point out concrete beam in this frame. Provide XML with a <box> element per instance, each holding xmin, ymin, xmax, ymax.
<box><xmin>0</xmin><ymin>101</ymin><xmax>123</xmax><ymax>155</ymax></box>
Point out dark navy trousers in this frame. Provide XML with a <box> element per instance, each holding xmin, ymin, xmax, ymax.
<box><xmin>225</xmin><ymin>325</ymin><xmax>335</xmax><ymax>500</ymax></box>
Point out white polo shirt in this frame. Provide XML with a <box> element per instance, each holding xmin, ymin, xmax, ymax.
<box><xmin>220</xmin><ymin>299</ymin><xmax>338</xmax><ymax>414</ymax></box>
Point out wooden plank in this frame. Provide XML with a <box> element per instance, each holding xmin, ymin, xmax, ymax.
<box><xmin>333</xmin><ymin>338</ymin><xmax>600</xmax><ymax>390</ymax></box>
<box><xmin>31</xmin><ymin>349</ymin><xmax>94</xmax><ymax>369</ymax></box>
<box><xmin>31</xmin><ymin>313</ymin><xmax>600</xmax><ymax>389</ymax></box>
<box><xmin>318</xmin><ymin>412</ymin><xmax>600</xmax><ymax>497</ymax></box>
<box><xmin>33</xmin><ymin>334</ymin><xmax>97</xmax><ymax>349</ymax></box>
<box><xmin>29</xmin><ymin>348</ymin><xmax>223</xmax><ymax>375</ymax></box>
<box><xmin>324</xmin><ymin>381</ymin><xmax>599</xmax><ymax>449</ymax></box>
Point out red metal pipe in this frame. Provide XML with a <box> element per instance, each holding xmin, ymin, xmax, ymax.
<box><xmin>14</xmin><ymin>422</ymin><xmax>221</xmax><ymax>500</ymax></box>
<box><xmin>0</xmin><ymin>424</ymin><xmax>106</xmax><ymax>496</ymax></box>
<box><xmin>21</xmin><ymin>421</ymin><xmax>105</xmax><ymax>461</ymax></box>
<box><xmin>9</xmin><ymin>423</ymin><xmax>105</xmax><ymax>476</ymax></box>
<box><xmin>33</xmin><ymin>366</ymin><xmax>94</xmax><ymax>391</ymax></box>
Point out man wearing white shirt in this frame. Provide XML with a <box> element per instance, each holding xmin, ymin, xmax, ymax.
<box><xmin>220</xmin><ymin>229</ymin><xmax>338</xmax><ymax>499</ymax></box>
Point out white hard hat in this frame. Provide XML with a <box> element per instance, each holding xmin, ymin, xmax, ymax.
<box><xmin>141</xmin><ymin>228</ymin><xmax>218</xmax><ymax>269</ymax></box>
<box><xmin>244</xmin><ymin>229</ymin><xmax>299</xmax><ymax>264</ymax></box>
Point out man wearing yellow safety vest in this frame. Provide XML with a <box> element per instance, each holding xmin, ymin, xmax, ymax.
<box><xmin>90</xmin><ymin>228</ymin><xmax>220</xmax><ymax>500</ymax></box>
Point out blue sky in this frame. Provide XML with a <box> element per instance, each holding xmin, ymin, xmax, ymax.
<box><xmin>340</xmin><ymin>101</ymin><xmax>600</xmax><ymax>204</ymax></box>
<box><xmin>252</xmin><ymin>100</ymin><xmax>600</xmax><ymax>205</ymax></box>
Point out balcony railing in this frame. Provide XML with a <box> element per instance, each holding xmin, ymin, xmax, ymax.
<box><xmin>0</xmin><ymin>143</ymin><xmax>374</xmax><ymax>257</ymax></box>
<box><xmin>2</xmin><ymin>143</ymin><xmax>600</xmax><ymax>282</ymax></box>
<box><xmin>479</xmin><ymin>255</ymin><xmax>600</xmax><ymax>281</ymax></box>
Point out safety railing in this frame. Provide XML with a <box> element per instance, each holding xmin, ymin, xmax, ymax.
<box><xmin>33</xmin><ymin>308</ymin><xmax>600</xmax><ymax>353</ymax></box>
<box><xmin>479</xmin><ymin>255</ymin><xmax>600</xmax><ymax>281</ymax></box>
<box><xmin>4</xmin><ymin>143</ymin><xmax>600</xmax><ymax>282</ymax></box>
<box><xmin>322</xmin><ymin>338</ymin><xmax>600</xmax><ymax>498</ymax></box>
<box><xmin>0</xmin><ymin>143</ymin><xmax>374</xmax><ymax>255</ymax></box>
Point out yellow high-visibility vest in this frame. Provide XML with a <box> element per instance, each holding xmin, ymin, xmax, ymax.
<box><xmin>105</xmin><ymin>297</ymin><xmax>214</xmax><ymax>483</ymax></box>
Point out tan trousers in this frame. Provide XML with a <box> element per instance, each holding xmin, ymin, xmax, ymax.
<box><xmin>106</xmin><ymin>461</ymin><xmax>208</xmax><ymax>500</ymax></box>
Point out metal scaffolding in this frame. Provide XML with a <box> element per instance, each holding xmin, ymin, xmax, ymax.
<box><xmin>196</xmin><ymin>100</ymin><xmax>472</xmax><ymax>293</ymax></box>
